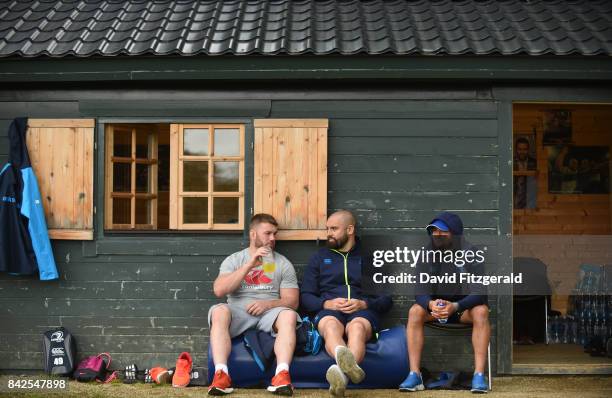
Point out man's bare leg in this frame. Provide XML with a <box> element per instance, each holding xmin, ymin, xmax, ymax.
<box><xmin>210</xmin><ymin>304</ymin><xmax>232</xmax><ymax>366</ymax></box>
<box><xmin>318</xmin><ymin>316</ymin><xmax>347</xmax><ymax>357</ymax></box>
<box><xmin>319</xmin><ymin>316</ymin><xmax>349</xmax><ymax>397</ymax></box>
<box><xmin>460</xmin><ymin>305</ymin><xmax>490</xmax><ymax>374</ymax></box>
<box><xmin>273</xmin><ymin>310</ymin><xmax>298</xmax><ymax>366</ymax></box>
<box><xmin>345</xmin><ymin>318</ymin><xmax>372</xmax><ymax>364</ymax></box>
<box><xmin>406</xmin><ymin>303</ymin><xmax>434</xmax><ymax>373</ymax></box>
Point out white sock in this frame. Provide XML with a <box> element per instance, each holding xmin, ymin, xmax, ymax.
<box><xmin>275</xmin><ymin>362</ymin><xmax>289</xmax><ymax>375</ymax></box>
<box><xmin>215</xmin><ymin>364</ymin><xmax>228</xmax><ymax>374</ymax></box>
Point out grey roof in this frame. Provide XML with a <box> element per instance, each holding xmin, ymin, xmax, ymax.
<box><xmin>0</xmin><ymin>0</ymin><xmax>611</xmax><ymax>57</ymax></box>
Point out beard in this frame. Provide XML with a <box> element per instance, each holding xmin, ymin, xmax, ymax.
<box><xmin>254</xmin><ymin>235</ymin><xmax>274</xmax><ymax>250</ymax></box>
<box><xmin>326</xmin><ymin>234</ymin><xmax>348</xmax><ymax>249</ymax></box>
<box><xmin>431</xmin><ymin>235</ymin><xmax>453</xmax><ymax>250</ymax></box>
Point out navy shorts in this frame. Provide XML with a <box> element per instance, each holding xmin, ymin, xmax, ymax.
<box><xmin>314</xmin><ymin>309</ymin><xmax>380</xmax><ymax>332</ymax></box>
<box><xmin>445</xmin><ymin>311</ymin><xmax>464</xmax><ymax>324</ymax></box>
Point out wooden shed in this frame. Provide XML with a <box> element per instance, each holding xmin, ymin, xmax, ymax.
<box><xmin>0</xmin><ymin>0</ymin><xmax>611</xmax><ymax>376</ymax></box>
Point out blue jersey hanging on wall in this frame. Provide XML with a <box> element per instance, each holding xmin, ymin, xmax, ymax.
<box><xmin>0</xmin><ymin>117</ymin><xmax>58</xmax><ymax>280</ymax></box>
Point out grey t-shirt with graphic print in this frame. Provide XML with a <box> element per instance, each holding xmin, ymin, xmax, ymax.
<box><xmin>219</xmin><ymin>248</ymin><xmax>299</xmax><ymax>309</ymax></box>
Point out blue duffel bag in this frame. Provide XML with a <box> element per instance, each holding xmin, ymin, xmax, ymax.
<box><xmin>207</xmin><ymin>325</ymin><xmax>408</xmax><ymax>388</ymax></box>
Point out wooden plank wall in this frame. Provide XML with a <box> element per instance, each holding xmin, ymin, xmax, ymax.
<box><xmin>0</xmin><ymin>88</ymin><xmax>501</xmax><ymax>374</ymax></box>
<box><xmin>513</xmin><ymin>104</ymin><xmax>612</xmax><ymax>235</ymax></box>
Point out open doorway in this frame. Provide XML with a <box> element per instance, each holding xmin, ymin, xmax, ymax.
<box><xmin>512</xmin><ymin>103</ymin><xmax>612</xmax><ymax>374</ymax></box>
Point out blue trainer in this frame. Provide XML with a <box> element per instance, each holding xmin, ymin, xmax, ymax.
<box><xmin>399</xmin><ymin>371</ymin><xmax>424</xmax><ymax>392</ymax></box>
<box><xmin>471</xmin><ymin>372</ymin><xmax>488</xmax><ymax>394</ymax></box>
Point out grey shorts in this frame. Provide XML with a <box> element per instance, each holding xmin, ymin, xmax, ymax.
<box><xmin>207</xmin><ymin>303</ymin><xmax>302</xmax><ymax>338</ymax></box>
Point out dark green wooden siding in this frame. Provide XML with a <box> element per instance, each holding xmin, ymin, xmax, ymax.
<box><xmin>7</xmin><ymin>82</ymin><xmax>610</xmax><ymax>375</ymax></box>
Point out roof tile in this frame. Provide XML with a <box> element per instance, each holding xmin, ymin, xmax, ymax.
<box><xmin>0</xmin><ymin>0</ymin><xmax>610</xmax><ymax>57</ymax></box>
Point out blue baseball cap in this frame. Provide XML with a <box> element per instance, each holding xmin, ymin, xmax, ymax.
<box><xmin>426</xmin><ymin>219</ymin><xmax>449</xmax><ymax>234</ymax></box>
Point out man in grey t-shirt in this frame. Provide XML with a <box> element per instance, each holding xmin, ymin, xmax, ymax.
<box><xmin>207</xmin><ymin>213</ymin><xmax>300</xmax><ymax>396</ymax></box>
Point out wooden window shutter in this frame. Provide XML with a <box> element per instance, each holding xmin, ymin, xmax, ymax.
<box><xmin>26</xmin><ymin>119</ymin><xmax>95</xmax><ymax>240</ymax></box>
<box><xmin>253</xmin><ymin>119</ymin><xmax>328</xmax><ymax>240</ymax></box>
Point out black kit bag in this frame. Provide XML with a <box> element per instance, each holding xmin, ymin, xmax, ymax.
<box><xmin>189</xmin><ymin>366</ymin><xmax>208</xmax><ymax>386</ymax></box>
<box><xmin>42</xmin><ymin>327</ymin><xmax>76</xmax><ymax>376</ymax></box>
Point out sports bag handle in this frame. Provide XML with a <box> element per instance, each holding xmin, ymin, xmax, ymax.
<box><xmin>95</xmin><ymin>353</ymin><xmax>117</xmax><ymax>383</ymax></box>
<box><xmin>97</xmin><ymin>353</ymin><xmax>112</xmax><ymax>369</ymax></box>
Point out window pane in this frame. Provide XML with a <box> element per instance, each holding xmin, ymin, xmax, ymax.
<box><xmin>112</xmin><ymin>198</ymin><xmax>130</xmax><ymax>224</ymax></box>
<box><xmin>183</xmin><ymin>128</ymin><xmax>209</xmax><ymax>156</ymax></box>
<box><xmin>158</xmin><ymin>144</ymin><xmax>170</xmax><ymax>192</ymax></box>
<box><xmin>136</xmin><ymin>130</ymin><xmax>152</xmax><ymax>159</ymax></box>
<box><xmin>183</xmin><ymin>161</ymin><xmax>208</xmax><ymax>192</ymax></box>
<box><xmin>214</xmin><ymin>128</ymin><xmax>240</xmax><ymax>156</ymax></box>
<box><xmin>136</xmin><ymin>164</ymin><xmax>149</xmax><ymax>193</ymax></box>
<box><xmin>183</xmin><ymin>197</ymin><xmax>208</xmax><ymax>224</ymax></box>
<box><xmin>113</xmin><ymin>129</ymin><xmax>131</xmax><ymax>157</ymax></box>
<box><xmin>135</xmin><ymin>199</ymin><xmax>150</xmax><ymax>225</ymax></box>
<box><xmin>213</xmin><ymin>161</ymin><xmax>239</xmax><ymax>192</ymax></box>
<box><xmin>214</xmin><ymin>197</ymin><xmax>239</xmax><ymax>224</ymax></box>
<box><xmin>113</xmin><ymin>163</ymin><xmax>131</xmax><ymax>192</ymax></box>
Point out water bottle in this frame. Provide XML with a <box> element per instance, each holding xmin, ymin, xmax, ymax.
<box><xmin>586</xmin><ymin>296</ymin><xmax>594</xmax><ymax>324</ymax></box>
<box><xmin>585</xmin><ymin>271</ymin><xmax>593</xmax><ymax>293</ymax></box>
<box><xmin>561</xmin><ymin>316</ymin><xmax>569</xmax><ymax>344</ymax></box>
<box><xmin>586</xmin><ymin>320</ymin><xmax>593</xmax><ymax>342</ymax></box>
<box><xmin>570</xmin><ymin>315</ymin><xmax>578</xmax><ymax>344</ymax></box>
<box><xmin>437</xmin><ymin>301</ymin><xmax>448</xmax><ymax>324</ymax></box>
<box><xmin>598</xmin><ymin>320</ymin><xmax>607</xmax><ymax>339</ymax></box>
<box><xmin>579</xmin><ymin>324</ymin><xmax>587</xmax><ymax>346</ymax></box>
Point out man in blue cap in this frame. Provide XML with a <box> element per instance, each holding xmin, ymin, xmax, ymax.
<box><xmin>399</xmin><ymin>211</ymin><xmax>490</xmax><ymax>394</ymax></box>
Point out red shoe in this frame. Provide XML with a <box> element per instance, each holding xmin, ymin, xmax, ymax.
<box><xmin>172</xmin><ymin>352</ymin><xmax>192</xmax><ymax>387</ymax></box>
<box><xmin>150</xmin><ymin>367</ymin><xmax>172</xmax><ymax>384</ymax></box>
<box><xmin>266</xmin><ymin>370</ymin><xmax>293</xmax><ymax>396</ymax></box>
<box><xmin>208</xmin><ymin>370</ymin><xmax>234</xmax><ymax>395</ymax></box>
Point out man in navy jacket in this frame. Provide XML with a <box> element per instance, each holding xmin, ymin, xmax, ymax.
<box><xmin>399</xmin><ymin>211</ymin><xmax>489</xmax><ymax>394</ymax></box>
<box><xmin>301</xmin><ymin>210</ymin><xmax>392</xmax><ymax>397</ymax></box>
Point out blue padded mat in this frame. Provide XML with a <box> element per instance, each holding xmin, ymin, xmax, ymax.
<box><xmin>207</xmin><ymin>325</ymin><xmax>408</xmax><ymax>388</ymax></box>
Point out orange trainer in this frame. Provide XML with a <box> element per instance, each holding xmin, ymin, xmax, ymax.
<box><xmin>150</xmin><ymin>367</ymin><xmax>172</xmax><ymax>384</ymax></box>
<box><xmin>172</xmin><ymin>351</ymin><xmax>192</xmax><ymax>388</ymax></box>
<box><xmin>266</xmin><ymin>370</ymin><xmax>294</xmax><ymax>396</ymax></box>
<box><xmin>208</xmin><ymin>370</ymin><xmax>234</xmax><ymax>395</ymax></box>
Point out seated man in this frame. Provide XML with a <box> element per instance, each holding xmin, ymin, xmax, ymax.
<box><xmin>208</xmin><ymin>213</ymin><xmax>300</xmax><ymax>396</ymax></box>
<box><xmin>301</xmin><ymin>210</ymin><xmax>392</xmax><ymax>397</ymax></box>
<box><xmin>399</xmin><ymin>211</ymin><xmax>490</xmax><ymax>394</ymax></box>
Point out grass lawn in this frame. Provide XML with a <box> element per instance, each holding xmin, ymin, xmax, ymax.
<box><xmin>1</xmin><ymin>375</ymin><xmax>611</xmax><ymax>398</ymax></box>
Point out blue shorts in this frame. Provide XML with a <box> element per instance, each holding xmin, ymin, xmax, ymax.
<box><xmin>314</xmin><ymin>309</ymin><xmax>380</xmax><ymax>332</ymax></box>
<box><xmin>445</xmin><ymin>311</ymin><xmax>463</xmax><ymax>324</ymax></box>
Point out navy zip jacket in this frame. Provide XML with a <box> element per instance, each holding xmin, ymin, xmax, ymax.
<box><xmin>0</xmin><ymin>118</ymin><xmax>58</xmax><ymax>280</ymax></box>
<box><xmin>415</xmin><ymin>211</ymin><xmax>487</xmax><ymax>313</ymax></box>
<box><xmin>301</xmin><ymin>237</ymin><xmax>392</xmax><ymax>314</ymax></box>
